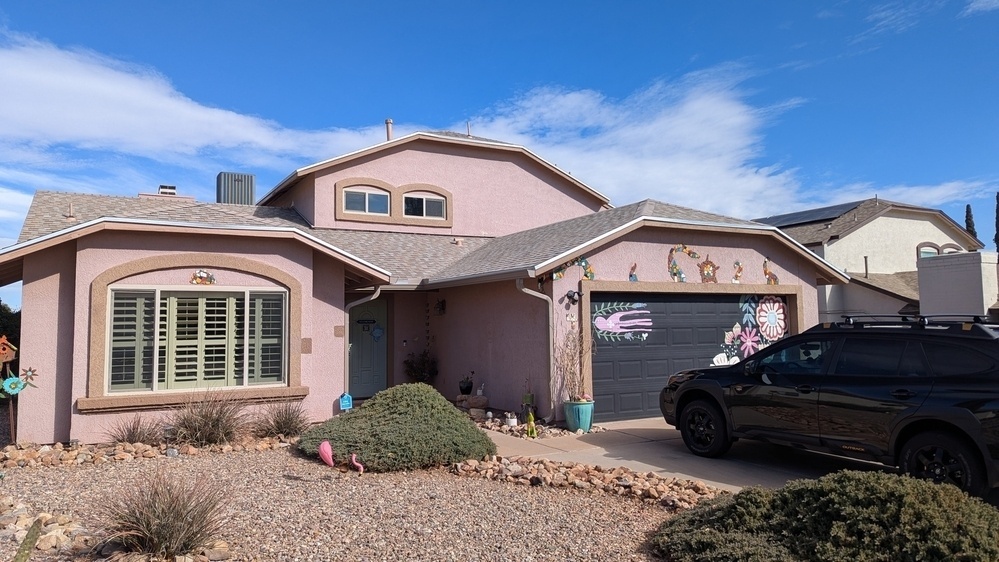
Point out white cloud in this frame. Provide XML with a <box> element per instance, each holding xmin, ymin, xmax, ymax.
<box><xmin>962</xmin><ymin>0</ymin><xmax>999</xmax><ymax>15</ymax></box>
<box><xmin>464</xmin><ymin>67</ymin><xmax>804</xmax><ymax>218</ymax></box>
<box><xmin>806</xmin><ymin>180</ymin><xmax>996</xmax><ymax>209</ymax></box>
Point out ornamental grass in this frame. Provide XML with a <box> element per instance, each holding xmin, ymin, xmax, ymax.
<box><xmin>100</xmin><ymin>470</ymin><xmax>226</xmax><ymax>559</ymax></box>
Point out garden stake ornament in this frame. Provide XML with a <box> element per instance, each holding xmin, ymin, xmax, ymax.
<box><xmin>0</xmin><ymin>336</ymin><xmax>41</xmax><ymax>443</ymax></box>
<box><xmin>319</xmin><ymin>440</ymin><xmax>365</xmax><ymax>474</ymax></box>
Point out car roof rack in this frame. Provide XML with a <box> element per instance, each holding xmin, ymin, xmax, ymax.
<box><xmin>814</xmin><ymin>315</ymin><xmax>999</xmax><ymax>339</ymax></box>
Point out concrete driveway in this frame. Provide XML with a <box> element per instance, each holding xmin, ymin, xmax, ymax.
<box><xmin>491</xmin><ymin>417</ymin><xmax>896</xmax><ymax>492</ymax></box>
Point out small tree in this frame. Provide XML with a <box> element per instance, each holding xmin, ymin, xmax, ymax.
<box><xmin>554</xmin><ymin>330</ymin><xmax>592</xmax><ymax>402</ymax></box>
<box><xmin>966</xmin><ymin>204</ymin><xmax>977</xmax><ymax>237</ymax></box>
<box><xmin>994</xmin><ymin>192</ymin><xmax>999</xmax><ymax>251</ymax></box>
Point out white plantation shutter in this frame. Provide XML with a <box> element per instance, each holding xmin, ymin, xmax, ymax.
<box><xmin>109</xmin><ymin>289</ymin><xmax>285</xmax><ymax>392</ymax></box>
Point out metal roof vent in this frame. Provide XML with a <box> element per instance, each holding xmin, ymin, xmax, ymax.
<box><xmin>158</xmin><ymin>185</ymin><xmax>176</xmax><ymax>196</ymax></box>
<box><xmin>216</xmin><ymin>172</ymin><xmax>255</xmax><ymax>205</ymax></box>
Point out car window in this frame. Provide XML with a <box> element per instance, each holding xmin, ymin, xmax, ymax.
<box><xmin>757</xmin><ymin>339</ymin><xmax>834</xmax><ymax>374</ymax></box>
<box><xmin>898</xmin><ymin>342</ymin><xmax>931</xmax><ymax>377</ymax></box>
<box><xmin>922</xmin><ymin>342</ymin><xmax>996</xmax><ymax>376</ymax></box>
<box><xmin>832</xmin><ymin>338</ymin><xmax>907</xmax><ymax>376</ymax></box>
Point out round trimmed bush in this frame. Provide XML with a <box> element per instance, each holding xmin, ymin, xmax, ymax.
<box><xmin>651</xmin><ymin>470</ymin><xmax>999</xmax><ymax>562</ymax></box>
<box><xmin>298</xmin><ymin>383</ymin><xmax>497</xmax><ymax>472</ymax></box>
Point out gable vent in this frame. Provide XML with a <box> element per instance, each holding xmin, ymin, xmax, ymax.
<box><xmin>216</xmin><ymin>172</ymin><xmax>255</xmax><ymax>205</ymax></box>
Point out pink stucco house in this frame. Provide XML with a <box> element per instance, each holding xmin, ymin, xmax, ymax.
<box><xmin>0</xmin><ymin>131</ymin><xmax>847</xmax><ymax>444</ymax></box>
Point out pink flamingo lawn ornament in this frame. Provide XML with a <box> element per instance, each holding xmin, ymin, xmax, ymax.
<box><xmin>319</xmin><ymin>440</ymin><xmax>365</xmax><ymax>474</ymax></box>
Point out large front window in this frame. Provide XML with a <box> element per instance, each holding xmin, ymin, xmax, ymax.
<box><xmin>109</xmin><ymin>289</ymin><xmax>286</xmax><ymax>392</ymax></box>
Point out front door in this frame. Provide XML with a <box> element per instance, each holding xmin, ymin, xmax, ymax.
<box><xmin>348</xmin><ymin>300</ymin><xmax>388</xmax><ymax>398</ymax></box>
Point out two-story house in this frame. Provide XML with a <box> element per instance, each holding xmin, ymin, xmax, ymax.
<box><xmin>0</xmin><ymin>130</ymin><xmax>847</xmax><ymax>444</ymax></box>
<box><xmin>755</xmin><ymin>198</ymin><xmax>984</xmax><ymax>321</ymax></box>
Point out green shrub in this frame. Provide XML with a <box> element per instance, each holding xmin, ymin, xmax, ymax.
<box><xmin>252</xmin><ymin>401</ymin><xmax>310</xmax><ymax>438</ymax></box>
<box><xmin>298</xmin><ymin>383</ymin><xmax>496</xmax><ymax>472</ymax></box>
<box><xmin>105</xmin><ymin>414</ymin><xmax>163</xmax><ymax>445</ymax></box>
<box><xmin>651</xmin><ymin>470</ymin><xmax>999</xmax><ymax>562</ymax></box>
<box><xmin>170</xmin><ymin>390</ymin><xmax>245</xmax><ymax>446</ymax></box>
<box><xmin>101</xmin><ymin>470</ymin><xmax>225</xmax><ymax>558</ymax></box>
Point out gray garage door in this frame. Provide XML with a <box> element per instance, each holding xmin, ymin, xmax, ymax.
<box><xmin>590</xmin><ymin>292</ymin><xmax>788</xmax><ymax>422</ymax></box>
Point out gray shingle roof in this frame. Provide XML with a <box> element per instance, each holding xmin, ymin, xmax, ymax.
<box><xmin>14</xmin><ymin>192</ymin><xmax>778</xmax><ymax>287</ymax></box>
<box><xmin>429</xmin><ymin>199</ymin><xmax>763</xmax><ymax>283</ymax></box>
<box><xmin>754</xmin><ymin>198</ymin><xmax>981</xmax><ymax>248</ymax></box>
<box><xmin>848</xmin><ymin>271</ymin><xmax>920</xmax><ymax>302</ymax></box>
<box><xmin>18</xmin><ymin>191</ymin><xmax>309</xmax><ymax>243</ymax></box>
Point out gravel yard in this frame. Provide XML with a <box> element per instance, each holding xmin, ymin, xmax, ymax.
<box><xmin>0</xmin><ymin>447</ymin><xmax>671</xmax><ymax>561</ymax></box>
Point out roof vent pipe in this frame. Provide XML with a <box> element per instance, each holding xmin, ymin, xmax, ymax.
<box><xmin>385</xmin><ymin>118</ymin><xmax>393</xmax><ymax>141</ymax></box>
<box><xmin>864</xmin><ymin>256</ymin><xmax>869</xmax><ymax>278</ymax></box>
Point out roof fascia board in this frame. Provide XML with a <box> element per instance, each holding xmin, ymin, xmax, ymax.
<box><xmin>529</xmin><ymin>216</ymin><xmax>850</xmax><ymax>283</ymax></box>
<box><xmin>423</xmin><ymin>267</ymin><xmax>534</xmax><ymax>289</ymax></box>
<box><xmin>0</xmin><ymin>217</ymin><xmax>391</xmax><ymax>282</ymax></box>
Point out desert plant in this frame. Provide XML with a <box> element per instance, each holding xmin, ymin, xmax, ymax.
<box><xmin>101</xmin><ymin>470</ymin><xmax>226</xmax><ymax>559</ymax></box>
<box><xmin>651</xmin><ymin>470</ymin><xmax>999</xmax><ymax>562</ymax></box>
<box><xmin>403</xmin><ymin>348</ymin><xmax>438</xmax><ymax>382</ymax></box>
<box><xmin>251</xmin><ymin>401</ymin><xmax>310</xmax><ymax>438</ymax></box>
<box><xmin>105</xmin><ymin>414</ymin><xmax>163</xmax><ymax>445</ymax></box>
<box><xmin>169</xmin><ymin>390</ymin><xmax>245</xmax><ymax>447</ymax></box>
<box><xmin>298</xmin><ymin>382</ymin><xmax>496</xmax><ymax>472</ymax></box>
<box><xmin>554</xmin><ymin>330</ymin><xmax>592</xmax><ymax>402</ymax></box>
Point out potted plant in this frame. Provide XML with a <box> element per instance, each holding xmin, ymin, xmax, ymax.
<box><xmin>555</xmin><ymin>331</ymin><xmax>594</xmax><ymax>433</ymax></box>
<box><xmin>459</xmin><ymin>371</ymin><xmax>474</xmax><ymax>395</ymax></box>
<box><xmin>403</xmin><ymin>348</ymin><xmax>438</xmax><ymax>383</ymax></box>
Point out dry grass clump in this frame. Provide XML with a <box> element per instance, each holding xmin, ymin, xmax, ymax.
<box><xmin>251</xmin><ymin>401</ymin><xmax>310</xmax><ymax>438</ymax></box>
<box><xmin>101</xmin><ymin>470</ymin><xmax>226</xmax><ymax>559</ymax></box>
<box><xmin>105</xmin><ymin>414</ymin><xmax>163</xmax><ymax>446</ymax></box>
<box><xmin>170</xmin><ymin>391</ymin><xmax>245</xmax><ymax>446</ymax></box>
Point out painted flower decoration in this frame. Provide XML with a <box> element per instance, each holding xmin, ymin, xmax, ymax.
<box><xmin>739</xmin><ymin>327</ymin><xmax>761</xmax><ymax>357</ymax></box>
<box><xmin>756</xmin><ymin>297</ymin><xmax>787</xmax><ymax>341</ymax></box>
<box><xmin>2</xmin><ymin>376</ymin><xmax>25</xmax><ymax>396</ymax></box>
<box><xmin>724</xmin><ymin>323</ymin><xmax>742</xmax><ymax>345</ymax></box>
<box><xmin>20</xmin><ymin>367</ymin><xmax>38</xmax><ymax>383</ymax></box>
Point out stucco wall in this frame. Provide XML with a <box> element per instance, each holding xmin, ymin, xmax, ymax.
<box><xmin>16</xmin><ymin>230</ymin><xmax>354</xmax><ymax>444</ymax></box>
<box><xmin>835</xmin><ymin>284</ymin><xmax>910</xmax><ymax>321</ymax></box>
<box><xmin>918</xmin><ymin>251</ymin><xmax>999</xmax><ymax>316</ymax></box>
<box><xmin>825</xmin><ymin>211</ymin><xmax>970</xmax><ymax>274</ymax></box>
<box><xmin>284</xmin><ymin>140</ymin><xmax>604</xmax><ymax>236</ymax></box>
<box><xmin>429</xmin><ymin>282</ymin><xmax>551</xmax><ymax>417</ymax></box>
<box><xmin>18</xmin><ymin>243</ymin><xmax>77</xmax><ymax>444</ymax></box>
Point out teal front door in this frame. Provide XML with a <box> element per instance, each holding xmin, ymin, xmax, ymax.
<box><xmin>348</xmin><ymin>300</ymin><xmax>388</xmax><ymax>398</ymax></box>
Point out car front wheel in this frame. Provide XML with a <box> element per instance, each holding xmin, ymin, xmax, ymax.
<box><xmin>900</xmin><ymin>432</ymin><xmax>987</xmax><ymax>497</ymax></box>
<box><xmin>679</xmin><ymin>399</ymin><xmax>731</xmax><ymax>457</ymax></box>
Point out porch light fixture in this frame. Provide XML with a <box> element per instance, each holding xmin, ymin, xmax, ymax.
<box><xmin>565</xmin><ymin>290</ymin><xmax>583</xmax><ymax>305</ymax></box>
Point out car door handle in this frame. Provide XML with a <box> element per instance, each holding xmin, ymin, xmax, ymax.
<box><xmin>795</xmin><ymin>385</ymin><xmax>816</xmax><ymax>394</ymax></box>
<box><xmin>891</xmin><ymin>389</ymin><xmax>917</xmax><ymax>399</ymax></box>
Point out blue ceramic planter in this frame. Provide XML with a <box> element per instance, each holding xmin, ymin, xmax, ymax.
<box><xmin>563</xmin><ymin>401</ymin><xmax>594</xmax><ymax>433</ymax></box>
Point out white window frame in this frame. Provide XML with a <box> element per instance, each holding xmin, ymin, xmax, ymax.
<box><xmin>343</xmin><ymin>186</ymin><xmax>390</xmax><ymax>215</ymax></box>
<box><xmin>403</xmin><ymin>192</ymin><xmax>446</xmax><ymax>219</ymax></box>
<box><xmin>106</xmin><ymin>285</ymin><xmax>288</xmax><ymax>394</ymax></box>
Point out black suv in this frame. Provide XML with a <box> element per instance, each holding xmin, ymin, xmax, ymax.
<box><xmin>659</xmin><ymin>317</ymin><xmax>999</xmax><ymax>496</ymax></box>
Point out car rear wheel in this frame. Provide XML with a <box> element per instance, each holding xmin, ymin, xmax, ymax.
<box><xmin>679</xmin><ymin>399</ymin><xmax>731</xmax><ymax>457</ymax></box>
<box><xmin>900</xmin><ymin>432</ymin><xmax>987</xmax><ymax>497</ymax></box>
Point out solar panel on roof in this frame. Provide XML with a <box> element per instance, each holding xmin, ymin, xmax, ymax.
<box><xmin>754</xmin><ymin>200</ymin><xmax>863</xmax><ymax>228</ymax></box>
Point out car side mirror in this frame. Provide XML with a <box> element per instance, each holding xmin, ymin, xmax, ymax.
<box><xmin>743</xmin><ymin>360</ymin><xmax>758</xmax><ymax>376</ymax></box>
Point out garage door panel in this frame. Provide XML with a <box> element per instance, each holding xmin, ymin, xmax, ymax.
<box><xmin>592</xmin><ymin>292</ymin><xmax>788</xmax><ymax>422</ymax></box>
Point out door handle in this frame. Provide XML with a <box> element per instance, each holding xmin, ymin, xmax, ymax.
<box><xmin>891</xmin><ymin>389</ymin><xmax>917</xmax><ymax>400</ymax></box>
<box><xmin>795</xmin><ymin>385</ymin><xmax>816</xmax><ymax>394</ymax></box>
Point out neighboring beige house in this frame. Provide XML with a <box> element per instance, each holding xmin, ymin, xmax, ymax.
<box><xmin>0</xmin><ymin>130</ymin><xmax>847</xmax><ymax>444</ymax></box>
<box><xmin>756</xmin><ymin>198</ymin><xmax>984</xmax><ymax>322</ymax></box>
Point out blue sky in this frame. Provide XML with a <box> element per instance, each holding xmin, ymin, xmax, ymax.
<box><xmin>0</xmin><ymin>1</ymin><xmax>998</xmax><ymax>308</ymax></box>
